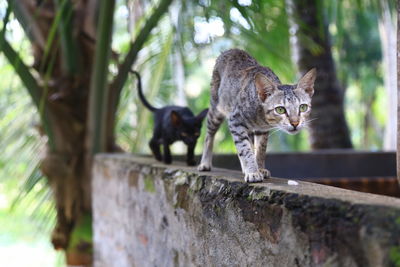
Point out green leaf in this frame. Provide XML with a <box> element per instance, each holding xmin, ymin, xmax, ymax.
<box><xmin>0</xmin><ymin>8</ymin><xmax>55</xmax><ymax>149</ymax></box>
<box><xmin>68</xmin><ymin>213</ymin><xmax>93</xmax><ymax>253</ymax></box>
<box><xmin>54</xmin><ymin>0</ymin><xmax>80</xmax><ymax>74</ymax></box>
<box><xmin>88</xmin><ymin>0</ymin><xmax>116</xmax><ymax>154</ymax></box>
<box><xmin>110</xmin><ymin>0</ymin><xmax>174</xmax><ymax>112</ymax></box>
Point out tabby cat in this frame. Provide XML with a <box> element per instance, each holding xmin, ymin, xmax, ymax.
<box><xmin>198</xmin><ymin>49</ymin><xmax>316</xmax><ymax>182</ymax></box>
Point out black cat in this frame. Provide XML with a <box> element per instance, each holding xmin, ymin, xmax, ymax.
<box><xmin>131</xmin><ymin>71</ymin><xmax>208</xmax><ymax>166</ymax></box>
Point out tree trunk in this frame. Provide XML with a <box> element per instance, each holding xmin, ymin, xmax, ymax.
<box><xmin>287</xmin><ymin>0</ymin><xmax>353</xmax><ymax>149</ymax></box>
<box><xmin>6</xmin><ymin>1</ymin><xmax>103</xmax><ymax>265</ymax></box>
<box><xmin>33</xmin><ymin>3</ymin><xmax>98</xmax><ymax>263</ymax></box>
<box><xmin>3</xmin><ymin>2</ymin><xmax>174</xmax><ymax>265</ymax></box>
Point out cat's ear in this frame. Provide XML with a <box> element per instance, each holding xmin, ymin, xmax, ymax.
<box><xmin>196</xmin><ymin>108</ymin><xmax>208</xmax><ymax>122</ymax></box>
<box><xmin>170</xmin><ymin>111</ymin><xmax>182</xmax><ymax>127</ymax></box>
<box><xmin>297</xmin><ymin>68</ymin><xmax>317</xmax><ymax>97</ymax></box>
<box><xmin>255</xmin><ymin>73</ymin><xmax>277</xmax><ymax>102</ymax></box>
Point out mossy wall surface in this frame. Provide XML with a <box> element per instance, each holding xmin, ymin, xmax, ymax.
<box><xmin>93</xmin><ymin>154</ymin><xmax>400</xmax><ymax>267</ymax></box>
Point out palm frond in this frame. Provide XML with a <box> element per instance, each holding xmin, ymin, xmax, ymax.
<box><xmin>10</xmin><ymin>0</ymin><xmax>46</xmax><ymax>49</ymax></box>
<box><xmin>0</xmin><ymin>8</ymin><xmax>55</xmax><ymax>149</ymax></box>
<box><xmin>88</xmin><ymin>0</ymin><xmax>116</xmax><ymax>153</ymax></box>
<box><xmin>53</xmin><ymin>0</ymin><xmax>79</xmax><ymax>74</ymax></box>
<box><xmin>0</xmin><ymin>56</ymin><xmax>55</xmax><ymax>246</ymax></box>
<box><xmin>110</xmin><ymin>0</ymin><xmax>174</xmax><ymax>110</ymax></box>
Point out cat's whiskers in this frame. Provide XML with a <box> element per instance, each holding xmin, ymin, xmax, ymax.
<box><xmin>305</xmin><ymin>117</ymin><xmax>319</xmax><ymax>123</ymax></box>
<box><xmin>303</xmin><ymin>117</ymin><xmax>319</xmax><ymax>129</ymax></box>
<box><xmin>268</xmin><ymin>127</ymin><xmax>281</xmax><ymax>137</ymax></box>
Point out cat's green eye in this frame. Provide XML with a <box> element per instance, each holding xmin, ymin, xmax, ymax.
<box><xmin>299</xmin><ymin>104</ymin><xmax>308</xmax><ymax>112</ymax></box>
<box><xmin>275</xmin><ymin>106</ymin><xmax>286</xmax><ymax>114</ymax></box>
<box><xmin>194</xmin><ymin>132</ymin><xmax>200</xmax><ymax>136</ymax></box>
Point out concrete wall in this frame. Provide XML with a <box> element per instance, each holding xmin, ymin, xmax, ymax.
<box><xmin>93</xmin><ymin>154</ymin><xmax>400</xmax><ymax>267</ymax></box>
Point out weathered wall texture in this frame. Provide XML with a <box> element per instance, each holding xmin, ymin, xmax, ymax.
<box><xmin>93</xmin><ymin>154</ymin><xmax>400</xmax><ymax>267</ymax></box>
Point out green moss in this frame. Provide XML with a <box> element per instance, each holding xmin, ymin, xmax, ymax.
<box><xmin>173</xmin><ymin>249</ymin><xmax>179</xmax><ymax>267</ymax></box>
<box><xmin>189</xmin><ymin>176</ymin><xmax>204</xmax><ymax>192</ymax></box>
<box><xmin>251</xmin><ymin>190</ymin><xmax>270</xmax><ymax>200</ymax></box>
<box><xmin>395</xmin><ymin>217</ymin><xmax>400</xmax><ymax>226</ymax></box>
<box><xmin>144</xmin><ymin>175</ymin><xmax>156</xmax><ymax>193</ymax></box>
<box><xmin>246</xmin><ymin>189</ymin><xmax>270</xmax><ymax>201</ymax></box>
<box><xmin>68</xmin><ymin>213</ymin><xmax>93</xmax><ymax>253</ymax></box>
<box><xmin>390</xmin><ymin>246</ymin><xmax>400</xmax><ymax>267</ymax></box>
<box><xmin>214</xmin><ymin>204</ymin><xmax>222</xmax><ymax>215</ymax></box>
<box><xmin>174</xmin><ymin>185</ymin><xmax>189</xmax><ymax>210</ymax></box>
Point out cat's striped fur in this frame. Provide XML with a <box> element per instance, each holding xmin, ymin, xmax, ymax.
<box><xmin>198</xmin><ymin>49</ymin><xmax>316</xmax><ymax>182</ymax></box>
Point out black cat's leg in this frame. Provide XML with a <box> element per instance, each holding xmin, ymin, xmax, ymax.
<box><xmin>186</xmin><ymin>143</ymin><xmax>196</xmax><ymax>166</ymax></box>
<box><xmin>149</xmin><ymin>120</ymin><xmax>163</xmax><ymax>161</ymax></box>
<box><xmin>163</xmin><ymin>142</ymin><xmax>172</xmax><ymax>164</ymax></box>
<box><xmin>149</xmin><ymin>137</ymin><xmax>162</xmax><ymax>161</ymax></box>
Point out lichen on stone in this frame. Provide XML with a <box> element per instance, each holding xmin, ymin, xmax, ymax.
<box><xmin>173</xmin><ymin>171</ymin><xmax>189</xmax><ymax>186</ymax></box>
<box><xmin>248</xmin><ymin>188</ymin><xmax>270</xmax><ymax>200</ymax></box>
<box><xmin>143</xmin><ymin>175</ymin><xmax>156</xmax><ymax>193</ymax></box>
<box><xmin>390</xmin><ymin>246</ymin><xmax>400</xmax><ymax>267</ymax></box>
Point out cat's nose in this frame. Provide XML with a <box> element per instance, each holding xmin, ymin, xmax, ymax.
<box><xmin>290</xmin><ymin>121</ymin><xmax>299</xmax><ymax>128</ymax></box>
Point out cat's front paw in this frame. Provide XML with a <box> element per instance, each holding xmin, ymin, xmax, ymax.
<box><xmin>197</xmin><ymin>163</ymin><xmax>211</xmax><ymax>171</ymax></box>
<box><xmin>244</xmin><ymin>171</ymin><xmax>264</xmax><ymax>183</ymax></box>
<box><xmin>259</xmin><ymin>168</ymin><xmax>271</xmax><ymax>179</ymax></box>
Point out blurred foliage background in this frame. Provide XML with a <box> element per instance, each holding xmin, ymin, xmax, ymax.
<box><xmin>0</xmin><ymin>22</ymin><xmax>63</xmax><ymax>265</ymax></box>
<box><xmin>0</xmin><ymin>0</ymin><xmax>396</xmax><ymax>266</ymax></box>
<box><xmin>118</xmin><ymin>0</ymin><xmax>394</xmax><ymax>153</ymax></box>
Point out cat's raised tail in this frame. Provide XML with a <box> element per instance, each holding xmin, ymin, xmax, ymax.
<box><xmin>130</xmin><ymin>70</ymin><xmax>158</xmax><ymax>112</ymax></box>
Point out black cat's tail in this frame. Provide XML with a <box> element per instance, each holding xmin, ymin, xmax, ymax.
<box><xmin>130</xmin><ymin>70</ymin><xmax>158</xmax><ymax>112</ymax></box>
